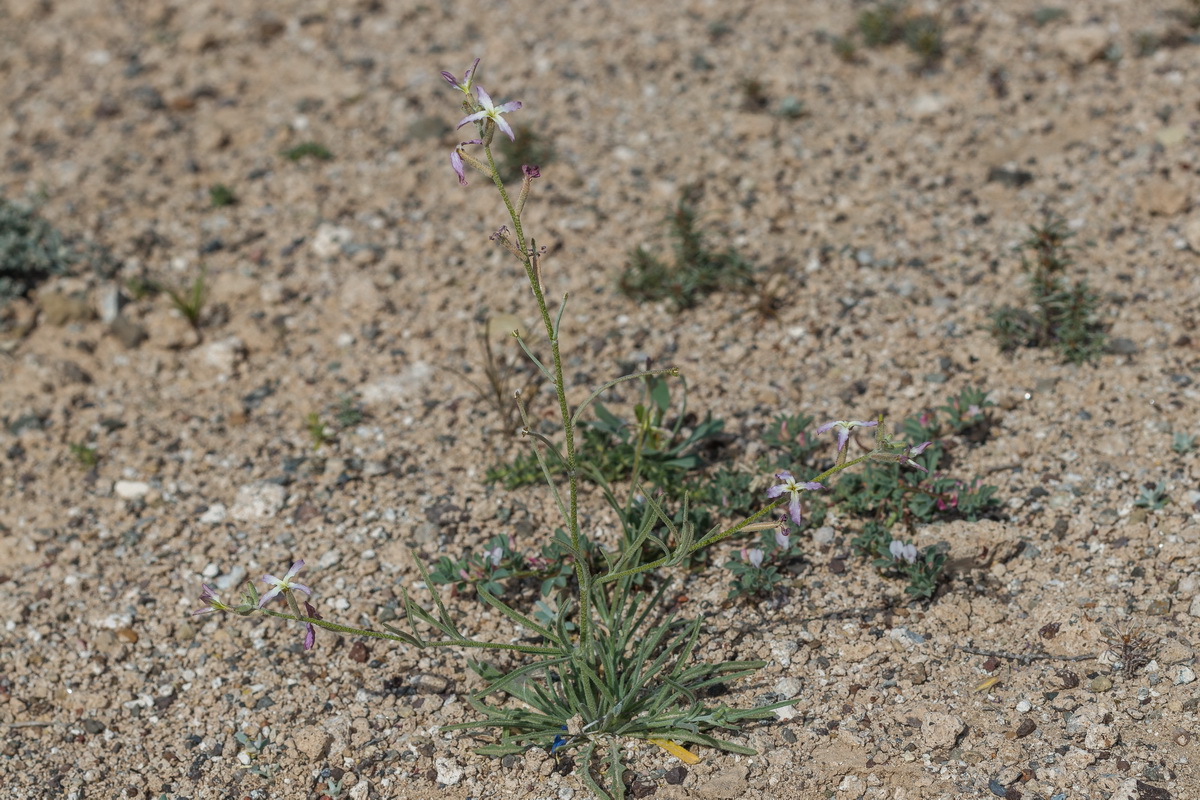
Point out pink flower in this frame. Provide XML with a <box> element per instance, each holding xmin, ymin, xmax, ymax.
<box><xmin>815</xmin><ymin>419</ymin><xmax>878</xmax><ymax>453</ymax></box>
<box><xmin>766</xmin><ymin>471</ymin><xmax>824</xmax><ymax>527</ymax></box>
<box><xmin>258</xmin><ymin>560</ymin><xmax>313</xmax><ymax>607</ymax></box>
<box><xmin>457</xmin><ymin>87</ymin><xmax>522</xmax><ymax>141</ymax></box>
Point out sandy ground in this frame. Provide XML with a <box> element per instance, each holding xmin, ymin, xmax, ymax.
<box><xmin>2</xmin><ymin>1</ymin><xmax>1200</xmax><ymax>798</ymax></box>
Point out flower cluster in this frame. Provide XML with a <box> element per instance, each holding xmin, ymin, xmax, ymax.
<box><xmin>442</xmin><ymin>59</ymin><xmax>522</xmax><ymax>186</ymax></box>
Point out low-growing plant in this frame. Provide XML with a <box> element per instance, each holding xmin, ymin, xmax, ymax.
<box><xmin>989</xmin><ymin>212</ymin><xmax>1107</xmax><ymax>364</ymax></box>
<box><xmin>281</xmin><ymin>141</ymin><xmax>334</xmax><ymax>162</ymax></box>
<box><xmin>195</xmin><ymin>58</ymin><xmax>951</xmax><ymax>798</ymax></box>
<box><xmin>164</xmin><ymin>266</ymin><xmax>208</xmax><ymax>331</ymax></box>
<box><xmin>1172</xmin><ymin>432</ymin><xmax>1196</xmax><ymax>454</ymax></box>
<box><xmin>0</xmin><ymin>197</ymin><xmax>76</xmax><ymax>304</ymax></box>
<box><xmin>1134</xmin><ymin>481</ymin><xmax>1170</xmax><ymax>511</ymax></box>
<box><xmin>618</xmin><ymin>185</ymin><xmax>756</xmax><ymax>311</ymax></box>
<box><xmin>208</xmin><ymin>183</ymin><xmax>237</xmax><ymax>207</ymax></box>
<box><xmin>69</xmin><ymin>441</ymin><xmax>98</xmax><ymax>469</ymax></box>
<box><xmin>851</xmin><ymin>522</ymin><xmax>947</xmax><ymax>600</ymax></box>
<box><xmin>305</xmin><ymin>411</ymin><xmax>332</xmax><ymax>450</ymax></box>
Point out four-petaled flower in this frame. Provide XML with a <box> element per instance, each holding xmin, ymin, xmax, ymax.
<box><xmin>889</xmin><ymin>540</ymin><xmax>918</xmax><ymax>564</ymax></box>
<box><xmin>194</xmin><ymin>584</ymin><xmax>227</xmax><ymax>616</ymax></box>
<box><xmin>258</xmin><ymin>560</ymin><xmax>313</xmax><ymax>608</ymax></box>
<box><xmin>457</xmin><ymin>87</ymin><xmax>522</xmax><ymax>141</ymax></box>
<box><xmin>441</xmin><ymin>58</ymin><xmax>480</xmax><ymax>98</ymax></box>
<box><xmin>815</xmin><ymin>419</ymin><xmax>878</xmax><ymax>453</ymax></box>
<box><xmin>766</xmin><ymin>471</ymin><xmax>824</xmax><ymax>527</ymax></box>
<box><xmin>900</xmin><ymin>441</ymin><xmax>932</xmax><ymax>472</ymax></box>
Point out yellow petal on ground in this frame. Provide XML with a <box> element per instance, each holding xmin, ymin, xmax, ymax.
<box><xmin>647</xmin><ymin>738</ymin><xmax>701</xmax><ymax>764</ymax></box>
<box><xmin>974</xmin><ymin>676</ymin><xmax>1002</xmax><ymax>692</ymax></box>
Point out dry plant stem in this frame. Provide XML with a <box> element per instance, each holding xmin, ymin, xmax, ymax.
<box><xmin>482</xmin><ymin>141</ymin><xmax>594</xmax><ymax>648</ymax></box>
<box><xmin>959</xmin><ymin>645</ymin><xmax>1096</xmax><ymax>665</ymax></box>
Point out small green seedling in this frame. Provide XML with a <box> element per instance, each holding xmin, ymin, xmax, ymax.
<box><xmin>164</xmin><ymin>267</ymin><xmax>208</xmax><ymax>331</ymax></box>
<box><xmin>208</xmin><ymin>184</ymin><xmax>237</xmax><ymax>207</ymax></box>
<box><xmin>1134</xmin><ymin>481</ymin><xmax>1169</xmax><ymax>511</ymax></box>
<box><xmin>69</xmin><ymin>442</ymin><xmax>98</xmax><ymax>469</ymax></box>
<box><xmin>281</xmin><ymin>142</ymin><xmax>333</xmax><ymax>162</ymax></box>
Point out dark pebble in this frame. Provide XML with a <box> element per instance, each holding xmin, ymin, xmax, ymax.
<box><xmin>986</xmin><ymin>166</ymin><xmax>1033</xmax><ymax>187</ymax></box>
<box><xmin>1015</xmin><ymin>719</ymin><xmax>1036</xmax><ymax>738</ymax></box>
<box><xmin>349</xmin><ymin>641</ymin><xmax>369</xmax><ymax>663</ymax></box>
<box><xmin>664</xmin><ymin>766</ymin><xmax>687</xmax><ymax>785</ymax></box>
<box><xmin>989</xmin><ymin>778</ymin><xmax>1007</xmax><ymax>796</ymax></box>
<box><xmin>82</xmin><ymin>719</ymin><xmax>106</xmax><ymax>734</ymax></box>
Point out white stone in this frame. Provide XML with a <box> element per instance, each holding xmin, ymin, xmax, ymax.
<box><xmin>202</xmin><ymin>337</ymin><xmax>245</xmax><ymax>373</ymax></box>
<box><xmin>1174</xmin><ymin>666</ymin><xmax>1196</xmax><ymax>685</ymax></box>
<box><xmin>199</xmin><ymin>503</ymin><xmax>227</xmax><ymax>524</ymax></box>
<box><xmin>433</xmin><ymin>757</ymin><xmax>463</xmax><ymax>785</ymax></box>
<box><xmin>231</xmin><ymin>481</ymin><xmax>286</xmax><ymax>520</ymax></box>
<box><xmin>114</xmin><ymin>480</ymin><xmax>151</xmax><ymax>500</ymax></box>
<box><xmin>312</xmin><ymin>223</ymin><xmax>353</xmax><ymax>259</ymax></box>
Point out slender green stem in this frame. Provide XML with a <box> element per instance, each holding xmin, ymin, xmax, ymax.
<box><xmin>484</xmin><ymin>143</ymin><xmax>592</xmax><ymax>649</ymax></box>
<box><xmin>256</xmin><ymin>607</ymin><xmax>566</xmax><ymax>655</ymax></box>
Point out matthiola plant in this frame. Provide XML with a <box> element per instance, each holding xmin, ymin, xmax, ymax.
<box><xmin>194</xmin><ymin>59</ymin><xmax>936</xmax><ymax>799</ymax></box>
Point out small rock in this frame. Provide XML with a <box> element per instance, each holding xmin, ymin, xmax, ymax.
<box><xmin>109</xmin><ymin>316</ymin><xmax>148</xmax><ymax>348</ymax></box>
<box><xmin>1084</xmin><ymin>723</ymin><xmax>1119</xmax><ymax>750</ymax></box>
<box><xmin>312</xmin><ymin>223</ymin><xmax>353</xmax><ymax>259</ymax></box>
<box><xmin>1173</xmin><ymin>666</ymin><xmax>1196</xmax><ymax>685</ymax></box>
<box><xmin>1106</xmin><ymin>337</ymin><xmax>1139</xmax><ymax>355</ymax></box>
<box><xmin>81</xmin><ymin>719</ymin><xmax>106</xmax><ymax>734</ymax></box>
<box><xmin>911</xmin><ymin>93</ymin><xmax>946</xmax><ymax>118</ymax></box>
<box><xmin>1110</xmin><ymin>778</ymin><xmax>1171</xmax><ymax>800</ymax></box>
<box><xmin>1014</xmin><ymin>718</ymin><xmax>1037</xmax><ymax>738</ymax></box>
<box><xmin>1183</xmin><ymin>217</ymin><xmax>1200</xmax><ymax>251</ymax></box>
<box><xmin>1089</xmin><ymin>675</ymin><xmax>1113</xmax><ymax>692</ymax></box>
<box><xmin>143</xmin><ymin>307</ymin><xmax>200</xmax><ymax>349</ymax></box>
<box><xmin>1055</xmin><ymin>25</ymin><xmax>1111</xmax><ymax>66</ymax></box>
<box><xmin>95</xmin><ymin>283</ymin><xmax>121</xmax><ymax>323</ymax></box>
<box><xmin>987</xmin><ymin>166</ymin><xmax>1033</xmax><ymax>188</ymax></box>
<box><xmin>411</xmin><ymin>674</ymin><xmax>450</xmax><ymax>694</ymax></box>
<box><xmin>921</xmin><ymin>712</ymin><xmax>965</xmax><ymax>750</ymax></box>
<box><xmin>292</xmin><ymin>727</ymin><xmax>331</xmax><ymax>760</ymax></box>
<box><xmin>1137</xmin><ymin>178</ymin><xmax>1190</xmax><ymax>217</ymax></box>
<box><xmin>349</xmin><ymin>642</ymin><xmax>369</xmax><ymax>663</ymax></box>
<box><xmin>348</xmin><ymin>779</ymin><xmax>371</xmax><ymax>800</ymax></box>
<box><xmin>665</xmin><ymin>766</ymin><xmax>688</xmax><ymax>785</ymax></box>
<box><xmin>39</xmin><ymin>292</ymin><xmax>94</xmax><ymax>326</ymax></box>
<box><xmin>231</xmin><ymin>481</ymin><xmax>286</xmax><ymax>520</ymax></box>
<box><xmin>695</xmin><ymin>765</ymin><xmax>748</xmax><ymax>800</ymax></box>
<box><xmin>116</xmin><ymin>627</ymin><xmax>138</xmax><ymax>644</ymax></box>
<box><xmin>114</xmin><ymin>480</ymin><xmax>151</xmax><ymax>500</ymax></box>
<box><xmin>202</xmin><ymin>336</ymin><xmax>245</xmax><ymax>373</ymax></box>
<box><xmin>812</xmin><ymin>526</ymin><xmax>835</xmax><ymax>546</ymax></box>
<box><xmin>199</xmin><ymin>503</ymin><xmax>227</xmax><ymax>524</ymax></box>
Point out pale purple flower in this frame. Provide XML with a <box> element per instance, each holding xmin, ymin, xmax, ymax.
<box><xmin>457</xmin><ymin>87</ymin><xmax>522</xmax><ymax>141</ymax></box>
<box><xmin>302</xmin><ymin>601</ymin><xmax>320</xmax><ymax>650</ymax></box>
<box><xmin>743</xmin><ymin>548</ymin><xmax>765</xmax><ymax>569</ymax></box>
<box><xmin>258</xmin><ymin>560</ymin><xmax>313</xmax><ymax>608</ymax></box>
<box><xmin>900</xmin><ymin>441</ymin><xmax>932</xmax><ymax>472</ymax></box>
<box><xmin>486</xmin><ymin>545</ymin><xmax>504</xmax><ymax>567</ymax></box>
<box><xmin>766</xmin><ymin>471</ymin><xmax>825</xmax><ymax>527</ymax></box>
<box><xmin>194</xmin><ymin>584</ymin><xmax>226</xmax><ymax>616</ymax></box>
<box><xmin>815</xmin><ymin>419</ymin><xmax>878</xmax><ymax>453</ymax></box>
<box><xmin>441</xmin><ymin>58</ymin><xmax>481</xmax><ymax>97</ymax></box>
<box><xmin>522</xmin><ymin>164</ymin><xmax>540</xmax><ymax>179</ymax></box>
<box><xmin>889</xmin><ymin>540</ymin><xmax>918</xmax><ymax>564</ymax></box>
<box><xmin>450</xmin><ymin>138</ymin><xmax>482</xmax><ymax>186</ymax></box>
<box><xmin>966</xmin><ymin>403</ymin><xmax>981</xmax><ymax>417</ymax></box>
<box><xmin>773</xmin><ymin>515</ymin><xmax>791</xmax><ymax>550</ymax></box>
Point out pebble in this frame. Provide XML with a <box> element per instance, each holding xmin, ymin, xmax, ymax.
<box><xmin>312</xmin><ymin>223</ymin><xmax>353</xmax><ymax>259</ymax></box>
<box><xmin>114</xmin><ymin>480</ymin><xmax>151</xmax><ymax>500</ymax></box>
<box><xmin>1136</xmin><ymin>178</ymin><xmax>1190</xmax><ymax>217</ymax></box>
<box><xmin>231</xmin><ymin>481</ymin><xmax>287</xmax><ymax>520</ymax></box>
<box><xmin>199</xmin><ymin>503</ymin><xmax>227</xmax><ymax>524</ymax></box>
<box><xmin>921</xmin><ymin>712</ymin><xmax>965</xmax><ymax>750</ymax></box>
<box><xmin>1015</xmin><ymin>699</ymin><xmax>1031</xmax><ymax>713</ymax></box>
<box><xmin>695</xmin><ymin>765</ymin><xmax>748</xmax><ymax>800</ymax></box>
<box><xmin>1174</xmin><ymin>666</ymin><xmax>1196</xmax><ymax>685</ymax></box>
<box><xmin>348</xmin><ymin>779</ymin><xmax>371</xmax><ymax>800</ymax></box>
<box><xmin>1054</xmin><ymin>25</ymin><xmax>1110</xmax><ymax>65</ymax></box>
